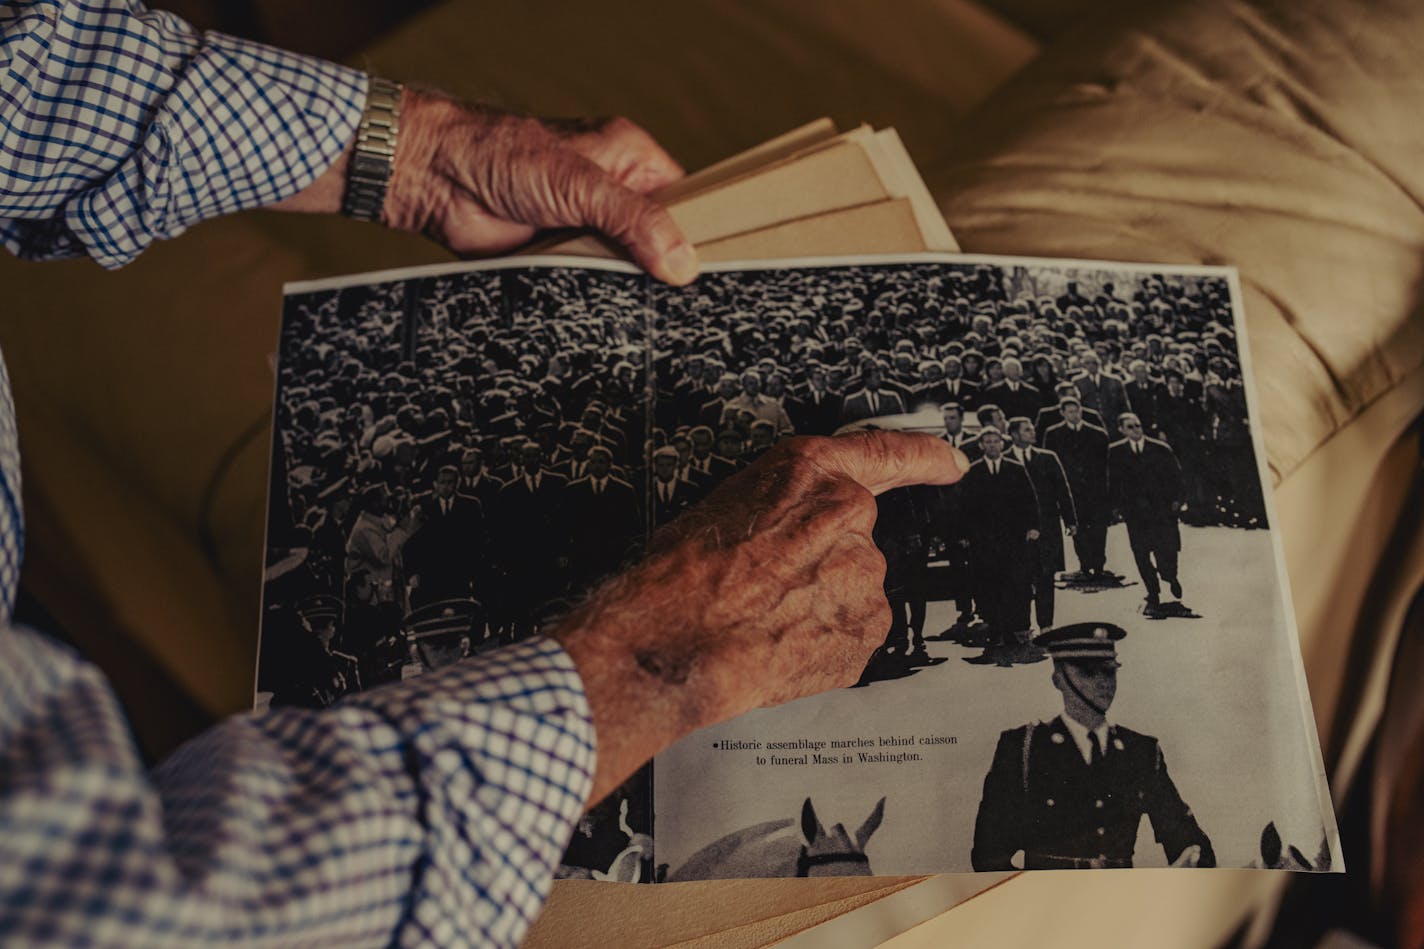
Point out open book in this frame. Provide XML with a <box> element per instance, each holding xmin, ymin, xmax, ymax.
<box><xmin>256</xmin><ymin>251</ymin><xmax>1339</xmax><ymax>880</ymax></box>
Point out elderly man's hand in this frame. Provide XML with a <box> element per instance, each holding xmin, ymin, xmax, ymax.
<box><xmin>274</xmin><ymin>88</ymin><xmax>697</xmax><ymax>284</ymax></box>
<box><xmin>387</xmin><ymin>90</ymin><xmax>694</xmax><ymax>282</ymax></box>
<box><xmin>555</xmin><ymin>432</ymin><xmax>970</xmax><ymax>804</ymax></box>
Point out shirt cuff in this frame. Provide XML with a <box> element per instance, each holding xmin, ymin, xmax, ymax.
<box><xmin>345</xmin><ymin>636</ymin><xmax>597</xmax><ymax>946</ymax></box>
<box><xmin>74</xmin><ymin>31</ymin><xmax>365</xmax><ymax>268</ymax></box>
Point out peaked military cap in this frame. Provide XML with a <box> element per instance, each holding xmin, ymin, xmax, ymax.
<box><xmin>295</xmin><ymin>594</ymin><xmax>343</xmax><ymax>626</ymax></box>
<box><xmin>1034</xmin><ymin>622</ymin><xmax>1126</xmax><ymax>663</ymax></box>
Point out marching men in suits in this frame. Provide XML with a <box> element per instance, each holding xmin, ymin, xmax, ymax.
<box><xmin>1006</xmin><ymin>417</ymin><xmax>1077</xmax><ymax>630</ymax></box>
<box><xmin>1043</xmin><ymin>397</ymin><xmax>1113</xmax><ymax>579</ymax></box>
<box><xmin>972</xmin><ymin>623</ymin><xmax>1215</xmax><ymax>870</ymax></box>
<box><xmin>1107</xmin><ymin>412</ymin><xmax>1187</xmax><ymax>610</ymax></box>
<box><xmin>958</xmin><ymin>427</ymin><xmax>1039</xmax><ymax>644</ymax></box>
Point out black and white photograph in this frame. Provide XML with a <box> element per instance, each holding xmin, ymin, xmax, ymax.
<box><xmin>256</xmin><ymin>253</ymin><xmax>1339</xmax><ymax>882</ymax></box>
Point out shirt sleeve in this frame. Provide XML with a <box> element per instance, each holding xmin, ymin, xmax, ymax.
<box><xmin>0</xmin><ymin>0</ymin><xmax>365</xmax><ymax>268</ymax></box>
<box><xmin>0</xmin><ymin>625</ymin><xmax>596</xmax><ymax>948</ymax></box>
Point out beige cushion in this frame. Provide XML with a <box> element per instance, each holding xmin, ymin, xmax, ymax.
<box><xmin>932</xmin><ymin>0</ymin><xmax>1424</xmax><ymax>483</ymax></box>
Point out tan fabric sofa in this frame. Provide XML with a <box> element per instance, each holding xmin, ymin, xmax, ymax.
<box><xmin>1</xmin><ymin>0</ymin><xmax>1420</xmax><ymax>944</ymax></box>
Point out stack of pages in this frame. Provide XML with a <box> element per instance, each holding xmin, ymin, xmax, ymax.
<box><xmin>256</xmin><ymin>122</ymin><xmax>1339</xmax><ymax>884</ymax></box>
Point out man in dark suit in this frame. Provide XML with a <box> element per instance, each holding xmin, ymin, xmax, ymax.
<box><xmin>959</xmin><ymin>403</ymin><xmax>1005</xmax><ymax>462</ymax></box>
<box><xmin>939</xmin><ymin>402</ymin><xmax>976</xmax><ymax>454</ymax></box>
<box><xmin>492</xmin><ymin>441</ymin><xmax>569</xmax><ymax>639</ymax></box>
<box><xmin>457</xmin><ymin>446</ymin><xmax>504</xmax><ymax>511</ymax></box>
<box><xmin>1071</xmin><ymin>352</ymin><xmax>1131</xmax><ymax>433</ymax></box>
<box><xmin>840</xmin><ymin>365</ymin><xmax>906</xmax><ymax>424</ymax></box>
<box><xmin>1123</xmin><ymin>360</ymin><xmax>1161</xmax><ymax>436</ymax></box>
<box><xmin>1107</xmin><ymin>413</ymin><xmax>1186</xmax><ymax>609</ymax></box>
<box><xmin>716</xmin><ymin>428</ymin><xmax>750</xmax><ymax>474</ymax></box>
<box><xmin>786</xmin><ymin>364</ymin><xmax>843</xmax><ymax>435</ymax></box>
<box><xmin>686</xmin><ymin>425</ymin><xmax>737</xmax><ymax>484</ymax></box>
<box><xmin>674</xmin><ymin>359</ymin><xmax>724</xmax><ymax>427</ymax></box>
<box><xmin>959</xmin><ymin>427</ymin><xmax>1039</xmax><ymax>645</ymax></box>
<box><xmin>667</xmin><ymin>430</ymin><xmax>715</xmax><ymax>501</ymax></box>
<box><xmin>941</xmin><ymin>355</ymin><xmax>980</xmax><ymax>413</ymax></box>
<box><xmin>936</xmin><ymin>402</ymin><xmax>975</xmax><ymax>626</ymax></box>
<box><xmin>1156</xmin><ymin>372</ymin><xmax>1208</xmax><ymax>522</ymax></box>
<box><xmin>1043</xmin><ymin>398</ymin><xmax>1112</xmax><ymax>578</ymax></box>
<box><xmin>1034</xmin><ymin>382</ymin><xmax>1104</xmax><ymax>437</ymax></box>
<box><xmin>983</xmin><ymin>357</ymin><xmax>1041</xmax><ymax>423</ymax></box>
<box><xmin>869</xmin><ymin>483</ymin><xmax>934</xmax><ymax>666</ymax></box>
<box><xmin>404</xmin><ymin>464</ymin><xmax>485</xmax><ymax>608</ymax></box>
<box><xmin>553</xmin><ymin>427</ymin><xmax>597</xmax><ymax>482</ymax></box>
<box><xmin>903</xmin><ymin>360</ymin><xmax>951</xmax><ymax>414</ymax></box>
<box><xmin>564</xmin><ymin>445</ymin><xmax>641</xmax><ymax>593</ymax></box>
<box><xmin>1007</xmin><ymin>418</ymin><xmax>1077</xmax><ymax>630</ymax></box>
<box><xmin>972</xmin><ymin>624</ymin><xmax>1214</xmax><ymax>870</ymax></box>
<box><xmin>650</xmin><ymin>446</ymin><xmax>696</xmax><ymax>526</ymax></box>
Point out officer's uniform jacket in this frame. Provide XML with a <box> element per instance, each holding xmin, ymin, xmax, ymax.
<box><xmin>971</xmin><ymin>715</ymin><xmax>1214</xmax><ymax>871</ymax></box>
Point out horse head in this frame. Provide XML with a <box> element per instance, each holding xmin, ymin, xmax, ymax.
<box><xmin>795</xmin><ymin>797</ymin><xmax>885</xmax><ymax>877</ymax></box>
<box><xmin>1253</xmin><ymin>821</ymin><xmax>1332</xmax><ymax>871</ymax></box>
<box><xmin>667</xmin><ymin>796</ymin><xmax>888</xmax><ymax>881</ymax></box>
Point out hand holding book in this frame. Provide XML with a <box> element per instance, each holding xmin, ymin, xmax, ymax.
<box><xmin>273</xmin><ymin>88</ymin><xmax>700</xmax><ymax>284</ymax></box>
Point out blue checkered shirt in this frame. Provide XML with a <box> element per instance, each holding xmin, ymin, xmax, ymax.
<box><xmin>0</xmin><ymin>3</ymin><xmax>598</xmax><ymax>946</ymax></box>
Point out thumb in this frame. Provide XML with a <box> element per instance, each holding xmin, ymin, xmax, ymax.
<box><xmin>562</xmin><ymin>157</ymin><xmax>698</xmax><ymax>286</ymax></box>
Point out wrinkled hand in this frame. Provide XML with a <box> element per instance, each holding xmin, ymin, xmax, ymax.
<box><xmin>555</xmin><ymin>433</ymin><xmax>969</xmax><ymax>803</ymax></box>
<box><xmin>387</xmin><ymin>90</ymin><xmax>696</xmax><ymax>283</ymax></box>
<box><xmin>273</xmin><ymin>88</ymin><xmax>698</xmax><ymax>284</ymax></box>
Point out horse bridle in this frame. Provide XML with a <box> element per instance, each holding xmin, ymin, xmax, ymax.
<box><xmin>796</xmin><ymin>846</ymin><xmax>870</xmax><ymax>877</ymax></box>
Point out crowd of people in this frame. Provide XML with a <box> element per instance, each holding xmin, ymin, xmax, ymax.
<box><xmin>260</xmin><ymin>260</ymin><xmax>1266</xmax><ymax>705</ymax></box>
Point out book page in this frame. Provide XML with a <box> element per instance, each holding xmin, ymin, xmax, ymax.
<box><xmin>255</xmin><ymin>253</ymin><xmax>1339</xmax><ymax>884</ymax></box>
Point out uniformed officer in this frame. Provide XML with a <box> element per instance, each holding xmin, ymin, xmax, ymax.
<box><xmin>971</xmin><ymin>623</ymin><xmax>1214</xmax><ymax>870</ymax></box>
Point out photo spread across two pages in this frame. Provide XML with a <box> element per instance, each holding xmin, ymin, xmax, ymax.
<box><xmin>256</xmin><ymin>254</ymin><xmax>1340</xmax><ymax>882</ymax></box>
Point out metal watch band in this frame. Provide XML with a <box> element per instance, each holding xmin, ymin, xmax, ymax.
<box><xmin>342</xmin><ymin>76</ymin><xmax>403</xmax><ymax>222</ymax></box>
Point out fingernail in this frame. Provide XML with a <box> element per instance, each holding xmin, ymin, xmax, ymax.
<box><xmin>951</xmin><ymin>447</ymin><xmax>970</xmax><ymax>473</ymax></box>
<box><xmin>663</xmin><ymin>242</ymin><xmax>699</xmax><ymax>285</ymax></box>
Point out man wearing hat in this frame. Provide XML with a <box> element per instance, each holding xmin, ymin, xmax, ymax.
<box><xmin>698</xmin><ymin>373</ymin><xmax>743</xmax><ymax>430</ymax></box>
<box><xmin>723</xmin><ymin>369</ymin><xmax>795</xmax><ymax>437</ymax></box>
<box><xmin>972</xmin><ymin>623</ymin><xmax>1214</xmax><ymax>870</ymax></box>
<box><xmin>651</xmin><ymin>445</ymin><xmax>694</xmax><ymax>526</ymax></box>
<box><xmin>291</xmin><ymin>594</ymin><xmax>361</xmax><ymax>709</ymax></box>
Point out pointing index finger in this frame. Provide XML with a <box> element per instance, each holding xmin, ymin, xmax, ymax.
<box><xmin>810</xmin><ymin>431</ymin><xmax>971</xmax><ymax>496</ymax></box>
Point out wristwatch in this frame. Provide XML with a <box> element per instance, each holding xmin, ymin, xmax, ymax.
<box><xmin>342</xmin><ymin>76</ymin><xmax>403</xmax><ymax>222</ymax></box>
